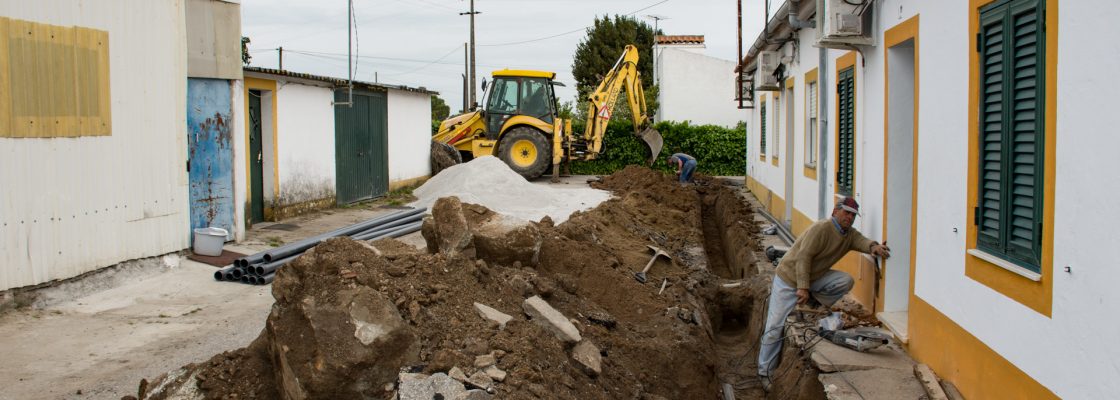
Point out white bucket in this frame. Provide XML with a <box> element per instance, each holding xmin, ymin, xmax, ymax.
<box><xmin>193</xmin><ymin>227</ymin><xmax>229</xmax><ymax>256</ymax></box>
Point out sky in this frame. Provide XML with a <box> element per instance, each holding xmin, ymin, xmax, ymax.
<box><xmin>241</xmin><ymin>0</ymin><xmax>769</xmax><ymax>113</ymax></box>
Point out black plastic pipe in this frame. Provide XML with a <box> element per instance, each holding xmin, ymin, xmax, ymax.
<box><xmin>364</xmin><ymin>221</ymin><xmax>423</xmax><ymax>241</ymax></box>
<box><xmin>350</xmin><ymin>214</ymin><xmax>425</xmax><ymax>241</ymax></box>
<box><xmin>254</xmin><ymin>254</ymin><xmax>298</xmax><ymax>276</ymax></box>
<box><xmin>262</xmin><ymin>208</ymin><xmax>426</xmax><ymax>262</ymax></box>
<box><xmin>260</xmin><ymin>273</ymin><xmax>276</xmax><ymax>285</ymax></box>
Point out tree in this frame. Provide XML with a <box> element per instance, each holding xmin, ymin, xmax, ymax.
<box><xmin>431</xmin><ymin>94</ymin><xmax>450</xmax><ymax>121</ymax></box>
<box><xmin>241</xmin><ymin>36</ymin><xmax>251</xmax><ymax>66</ymax></box>
<box><xmin>571</xmin><ymin>15</ymin><xmax>658</xmax><ymax>101</ymax></box>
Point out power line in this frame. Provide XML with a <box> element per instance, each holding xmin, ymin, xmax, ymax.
<box><xmin>382</xmin><ymin>45</ymin><xmax>463</xmax><ymax>77</ymax></box>
<box><xmin>478</xmin><ymin>0</ymin><xmax>670</xmax><ymax>47</ymax></box>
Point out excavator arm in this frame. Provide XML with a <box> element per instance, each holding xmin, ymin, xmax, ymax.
<box><xmin>579</xmin><ymin>45</ymin><xmax>664</xmax><ymax>164</ymax></box>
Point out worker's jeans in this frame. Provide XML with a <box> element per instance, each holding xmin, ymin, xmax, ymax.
<box><xmin>757</xmin><ymin>270</ymin><xmax>854</xmax><ymax>376</ymax></box>
<box><xmin>680</xmin><ymin>160</ymin><xmax>697</xmax><ymax>182</ymax></box>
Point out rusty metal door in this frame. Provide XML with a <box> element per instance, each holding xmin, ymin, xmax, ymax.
<box><xmin>187</xmin><ymin>78</ymin><xmax>234</xmax><ymax>238</ymax></box>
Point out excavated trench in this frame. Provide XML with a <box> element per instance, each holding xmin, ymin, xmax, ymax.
<box><xmin>696</xmin><ymin>182</ymin><xmax>823</xmax><ymax>400</ymax></box>
<box><xmin>135</xmin><ymin>167</ymin><xmax>824</xmax><ymax>400</ymax></box>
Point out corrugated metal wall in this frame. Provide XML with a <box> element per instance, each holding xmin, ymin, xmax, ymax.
<box><xmin>0</xmin><ymin>1</ymin><xmax>190</xmax><ymax>290</ymax></box>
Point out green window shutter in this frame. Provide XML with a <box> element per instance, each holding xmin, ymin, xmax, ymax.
<box><xmin>761</xmin><ymin>101</ymin><xmax>767</xmax><ymax>155</ymax></box>
<box><xmin>837</xmin><ymin>67</ymin><xmax>855</xmax><ymax>196</ymax></box>
<box><xmin>977</xmin><ymin>0</ymin><xmax>1044</xmax><ymax>272</ymax></box>
<box><xmin>977</xmin><ymin>3</ymin><xmax>1007</xmax><ymax>252</ymax></box>
<box><xmin>1005</xmin><ymin>0</ymin><xmax>1045</xmax><ymax>269</ymax></box>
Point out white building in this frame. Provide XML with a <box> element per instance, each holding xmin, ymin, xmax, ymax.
<box><xmin>653</xmin><ymin>35</ymin><xmax>744</xmax><ymax>128</ymax></box>
<box><xmin>239</xmin><ymin>67</ymin><xmax>433</xmax><ymax>224</ymax></box>
<box><xmin>739</xmin><ymin>0</ymin><xmax>1119</xmax><ymax>398</ymax></box>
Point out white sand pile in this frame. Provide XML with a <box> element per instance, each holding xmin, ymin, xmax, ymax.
<box><xmin>412</xmin><ymin>156</ymin><xmax>611</xmax><ymax>223</ymax></box>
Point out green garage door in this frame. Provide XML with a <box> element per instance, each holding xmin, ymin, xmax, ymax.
<box><xmin>335</xmin><ymin>89</ymin><xmax>388</xmax><ymax>204</ymax></box>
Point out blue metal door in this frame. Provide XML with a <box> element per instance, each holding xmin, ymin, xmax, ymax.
<box><xmin>187</xmin><ymin>78</ymin><xmax>234</xmax><ymax>239</ymax></box>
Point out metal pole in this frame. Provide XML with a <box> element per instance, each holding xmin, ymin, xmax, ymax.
<box><xmin>464</xmin><ymin>42</ymin><xmax>469</xmax><ymax>111</ymax></box>
<box><xmin>736</xmin><ymin>0</ymin><xmax>742</xmax><ymax>108</ymax></box>
<box><xmin>278</xmin><ymin>46</ymin><xmax>283</xmax><ymax>70</ymax></box>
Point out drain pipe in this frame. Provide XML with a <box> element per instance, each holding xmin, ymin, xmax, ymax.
<box><xmin>788</xmin><ymin>0</ymin><xmax>815</xmax><ymax>30</ymax></box>
<box><xmin>817</xmin><ymin>44</ymin><xmax>829</xmax><ymax>220</ymax></box>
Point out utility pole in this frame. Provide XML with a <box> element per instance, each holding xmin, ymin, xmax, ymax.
<box><xmin>645</xmin><ymin>15</ymin><xmax>668</xmax><ymax>86</ymax></box>
<box><xmin>463</xmin><ymin>42</ymin><xmax>469</xmax><ymax>111</ymax></box>
<box><xmin>278</xmin><ymin>46</ymin><xmax>283</xmax><ymax>70</ymax></box>
<box><xmin>460</xmin><ymin>1</ymin><xmax>480</xmax><ymax>107</ymax></box>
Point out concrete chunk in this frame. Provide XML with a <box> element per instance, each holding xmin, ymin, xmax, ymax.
<box><xmin>473</xmin><ymin>354</ymin><xmax>496</xmax><ymax>368</ymax></box>
<box><xmin>466</xmin><ymin>370</ymin><xmax>493</xmax><ymax>390</ymax></box>
<box><xmin>819</xmin><ymin>369</ymin><xmax>925</xmax><ymax>400</ymax></box>
<box><xmin>473</xmin><ymin>302</ymin><xmax>513</xmax><ymax>329</ymax></box>
<box><xmin>570</xmin><ymin>340</ymin><xmax>602</xmax><ymax>377</ymax></box>
<box><xmin>483</xmin><ymin>365</ymin><xmax>507</xmax><ymax>382</ymax></box>
<box><xmin>913</xmin><ymin>364</ymin><xmax>949</xmax><ymax>400</ymax></box>
<box><xmin>397</xmin><ymin>372</ymin><xmax>468</xmax><ymax>400</ymax></box>
<box><xmin>448</xmin><ymin>366</ymin><xmax>469</xmax><ymax>383</ymax></box>
<box><xmin>521</xmin><ymin>296</ymin><xmax>581</xmax><ymax>343</ymax></box>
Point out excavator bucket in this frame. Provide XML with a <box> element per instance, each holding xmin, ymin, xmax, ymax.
<box><xmin>637</xmin><ymin>127</ymin><xmax>664</xmax><ymax>166</ymax></box>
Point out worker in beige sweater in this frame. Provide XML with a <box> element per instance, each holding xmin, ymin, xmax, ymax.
<box><xmin>756</xmin><ymin>196</ymin><xmax>891</xmax><ymax>391</ymax></box>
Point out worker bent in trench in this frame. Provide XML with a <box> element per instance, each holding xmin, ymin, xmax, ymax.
<box><xmin>666</xmin><ymin>153</ymin><xmax>697</xmax><ymax>183</ymax></box>
<box><xmin>756</xmin><ymin>196</ymin><xmax>891</xmax><ymax>391</ymax></box>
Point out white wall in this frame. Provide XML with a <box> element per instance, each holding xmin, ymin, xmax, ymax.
<box><xmin>386</xmin><ymin>90</ymin><xmax>431</xmax><ymax>184</ymax></box>
<box><xmin>231</xmin><ymin>80</ymin><xmax>247</xmax><ymax>241</ymax></box>
<box><xmin>656</xmin><ymin>48</ymin><xmax>744</xmax><ymax>128</ymax></box>
<box><xmin>0</xmin><ymin>1</ymin><xmax>189</xmax><ymax>290</ymax></box>
<box><xmin>910</xmin><ymin>1</ymin><xmax>1120</xmax><ymax>397</ymax></box>
<box><xmin>275</xmin><ymin>82</ymin><xmax>335</xmax><ymax>205</ymax></box>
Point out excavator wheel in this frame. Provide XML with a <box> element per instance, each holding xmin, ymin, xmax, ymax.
<box><xmin>498</xmin><ymin>127</ymin><xmax>551</xmax><ymax>180</ymax></box>
<box><xmin>430</xmin><ymin>140</ymin><xmax>462</xmax><ymax>176</ymax></box>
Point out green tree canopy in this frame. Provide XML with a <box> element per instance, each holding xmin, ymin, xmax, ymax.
<box><xmin>431</xmin><ymin>94</ymin><xmax>450</xmax><ymax>121</ymax></box>
<box><xmin>571</xmin><ymin>15</ymin><xmax>658</xmax><ymax>101</ymax></box>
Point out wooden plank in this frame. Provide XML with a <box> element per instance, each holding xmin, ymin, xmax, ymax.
<box><xmin>913</xmin><ymin>364</ymin><xmax>950</xmax><ymax>400</ymax></box>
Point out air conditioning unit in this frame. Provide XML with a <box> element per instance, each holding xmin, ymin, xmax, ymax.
<box><xmin>756</xmin><ymin>51</ymin><xmax>780</xmax><ymax>91</ymax></box>
<box><xmin>817</xmin><ymin>0</ymin><xmax>874</xmax><ymax>48</ymax></box>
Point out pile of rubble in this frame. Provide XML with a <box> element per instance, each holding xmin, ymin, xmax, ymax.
<box><xmin>135</xmin><ymin>166</ymin><xmax>766</xmax><ymax>400</ymax></box>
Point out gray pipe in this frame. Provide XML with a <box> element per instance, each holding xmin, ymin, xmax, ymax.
<box><xmin>254</xmin><ymin>254</ymin><xmax>299</xmax><ymax>276</ymax></box>
<box><xmin>349</xmin><ymin>214</ymin><xmax>423</xmax><ymax>238</ymax></box>
<box><xmin>817</xmin><ymin>46</ymin><xmax>829</xmax><ymax>219</ymax></box>
<box><xmin>364</xmin><ymin>221</ymin><xmax>423</xmax><ymax>241</ymax></box>
<box><xmin>260</xmin><ymin>273</ymin><xmax>275</xmax><ymax>285</ymax></box>
<box><xmin>263</xmin><ymin>208</ymin><xmax>426</xmax><ymax>262</ymax></box>
<box><xmin>788</xmin><ymin>0</ymin><xmax>815</xmax><ymax>30</ymax></box>
<box><xmin>351</xmin><ymin>214</ymin><xmax>425</xmax><ymax>241</ymax></box>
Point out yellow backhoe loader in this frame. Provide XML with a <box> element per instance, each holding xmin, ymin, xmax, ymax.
<box><xmin>431</xmin><ymin>45</ymin><xmax>663</xmax><ymax>179</ymax></box>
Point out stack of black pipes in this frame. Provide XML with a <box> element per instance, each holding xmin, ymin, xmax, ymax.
<box><xmin>214</xmin><ymin>207</ymin><xmax>427</xmax><ymax>285</ymax></box>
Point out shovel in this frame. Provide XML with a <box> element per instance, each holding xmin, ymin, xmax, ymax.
<box><xmin>634</xmin><ymin>245</ymin><xmax>671</xmax><ymax>283</ymax></box>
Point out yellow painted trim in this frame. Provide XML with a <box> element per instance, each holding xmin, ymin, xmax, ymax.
<box><xmin>784</xmin><ymin>77</ymin><xmax>795</xmax><ymax>89</ymax></box>
<box><xmin>803</xmin><ymin>68</ymin><xmax>819</xmax><ymax>180</ymax></box>
<box><xmin>909</xmin><ymin>297</ymin><xmax>1058</xmax><ymax>400</ymax></box>
<box><xmin>834</xmin><ymin>51</ymin><xmax>857</xmax><ymax>196</ymax></box>
<box><xmin>243</xmin><ymin>78</ymin><xmax>278</xmax><ymax>216</ymax></box>
<box><xmin>791</xmin><ymin>207</ymin><xmax>814</xmax><ymax>237</ymax></box>
<box><xmin>492</xmin><ymin>69</ymin><xmax>555</xmax><ymax>79</ymax></box>
<box><xmin>882</xmin><ymin>14</ymin><xmax>921</xmax><ymax>319</ymax></box>
<box><xmin>964</xmin><ymin>0</ymin><xmax>1055</xmax><ymax>317</ymax></box>
<box><xmin>769</xmin><ymin>194</ymin><xmax>786</xmax><ymax>221</ymax></box>
<box><xmin>771</xmin><ymin>155</ymin><xmax>778</xmax><ymax>166</ymax></box>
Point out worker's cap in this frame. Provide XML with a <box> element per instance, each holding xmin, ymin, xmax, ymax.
<box><xmin>837</xmin><ymin>196</ymin><xmax>860</xmax><ymax>216</ymax></box>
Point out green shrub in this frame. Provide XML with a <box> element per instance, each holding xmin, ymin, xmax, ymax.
<box><xmin>569</xmin><ymin>120</ymin><xmax>746</xmax><ymax>176</ymax></box>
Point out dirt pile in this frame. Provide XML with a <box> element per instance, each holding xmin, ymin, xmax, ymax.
<box><xmin>137</xmin><ymin>166</ymin><xmax>769</xmax><ymax>400</ymax></box>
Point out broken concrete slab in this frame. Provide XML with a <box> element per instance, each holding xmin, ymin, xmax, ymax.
<box><xmin>448</xmin><ymin>366</ymin><xmax>469</xmax><ymax>383</ymax></box>
<box><xmin>474</xmin><ymin>354</ymin><xmax>496</xmax><ymax>368</ymax></box>
<box><xmin>474</xmin><ymin>302</ymin><xmax>513</xmax><ymax>329</ymax></box>
<box><xmin>818</xmin><ymin>369</ymin><xmax>926</xmax><ymax>400</ymax></box>
<box><xmin>466</xmin><ymin>370</ymin><xmax>494</xmax><ymax>390</ymax></box>
<box><xmin>483</xmin><ymin>365</ymin><xmax>507</xmax><ymax>382</ymax></box>
<box><xmin>570</xmin><ymin>340</ymin><xmax>602</xmax><ymax>377</ymax></box>
<box><xmin>398</xmin><ymin>372</ymin><xmax>469</xmax><ymax>400</ymax></box>
<box><xmin>452</xmin><ymin>389</ymin><xmax>493</xmax><ymax>400</ymax></box>
<box><xmin>522</xmin><ymin>296</ymin><xmax>581</xmax><ymax>343</ymax></box>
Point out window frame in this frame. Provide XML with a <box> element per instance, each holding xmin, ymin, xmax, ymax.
<box><xmin>804</xmin><ymin>68</ymin><xmax>819</xmax><ymax>180</ymax></box>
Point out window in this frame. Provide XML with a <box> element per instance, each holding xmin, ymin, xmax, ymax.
<box><xmin>486</xmin><ymin>78</ymin><xmax>519</xmax><ymax>114</ymax></box>
<box><xmin>836</xmin><ymin>67</ymin><xmax>855</xmax><ymax>196</ymax></box>
<box><xmin>806</xmin><ymin>80</ymin><xmax>818</xmax><ymax>166</ymax></box>
<box><xmin>1</xmin><ymin>17</ymin><xmax>111</xmax><ymax>137</ymax></box>
<box><xmin>974</xmin><ymin>0</ymin><xmax>1045</xmax><ymax>272</ymax></box>
<box><xmin>519</xmin><ymin>78</ymin><xmax>552</xmax><ymax>122</ymax></box>
<box><xmin>760</xmin><ymin>99</ymin><xmax>767</xmax><ymax>158</ymax></box>
<box><xmin>773</xmin><ymin>92</ymin><xmax>780</xmax><ymax>161</ymax></box>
